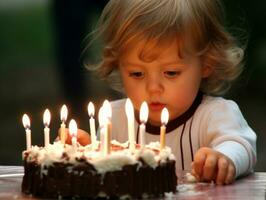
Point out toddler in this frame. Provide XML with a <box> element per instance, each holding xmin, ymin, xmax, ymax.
<box><xmin>62</xmin><ymin>0</ymin><xmax>257</xmax><ymax>185</ymax></box>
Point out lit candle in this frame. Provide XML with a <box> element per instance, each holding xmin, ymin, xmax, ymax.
<box><xmin>22</xmin><ymin>114</ymin><xmax>31</xmax><ymax>150</ymax></box>
<box><xmin>103</xmin><ymin>100</ymin><xmax>112</xmax><ymax>155</ymax></box>
<box><xmin>139</xmin><ymin>101</ymin><xmax>148</xmax><ymax>149</ymax></box>
<box><xmin>160</xmin><ymin>107</ymin><xmax>169</xmax><ymax>150</ymax></box>
<box><xmin>43</xmin><ymin>109</ymin><xmax>51</xmax><ymax>148</ymax></box>
<box><xmin>98</xmin><ymin>106</ymin><xmax>105</xmax><ymax>155</ymax></box>
<box><xmin>69</xmin><ymin>119</ymin><xmax>78</xmax><ymax>150</ymax></box>
<box><xmin>60</xmin><ymin>104</ymin><xmax>68</xmax><ymax>144</ymax></box>
<box><xmin>125</xmin><ymin>98</ymin><xmax>135</xmax><ymax>152</ymax></box>
<box><xmin>88</xmin><ymin>102</ymin><xmax>97</xmax><ymax>149</ymax></box>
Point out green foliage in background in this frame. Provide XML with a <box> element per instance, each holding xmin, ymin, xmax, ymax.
<box><xmin>0</xmin><ymin>3</ymin><xmax>54</xmax><ymax>73</ymax></box>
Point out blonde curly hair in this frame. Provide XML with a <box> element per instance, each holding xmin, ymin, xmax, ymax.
<box><xmin>87</xmin><ymin>0</ymin><xmax>244</xmax><ymax>95</ymax></box>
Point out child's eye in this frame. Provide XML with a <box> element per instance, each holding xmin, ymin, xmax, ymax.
<box><xmin>164</xmin><ymin>71</ymin><xmax>180</xmax><ymax>78</ymax></box>
<box><xmin>129</xmin><ymin>72</ymin><xmax>144</xmax><ymax>78</ymax></box>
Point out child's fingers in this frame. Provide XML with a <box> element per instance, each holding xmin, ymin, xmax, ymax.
<box><xmin>216</xmin><ymin>157</ymin><xmax>228</xmax><ymax>185</ymax></box>
<box><xmin>193</xmin><ymin>149</ymin><xmax>207</xmax><ymax>178</ymax></box>
<box><xmin>58</xmin><ymin>128</ymin><xmax>91</xmax><ymax>146</ymax></box>
<box><xmin>76</xmin><ymin>129</ymin><xmax>91</xmax><ymax>146</ymax></box>
<box><xmin>191</xmin><ymin>163</ymin><xmax>200</xmax><ymax>180</ymax></box>
<box><xmin>225</xmin><ymin>164</ymin><xmax>235</xmax><ymax>184</ymax></box>
<box><xmin>202</xmin><ymin>154</ymin><xmax>218</xmax><ymax>181</ymax></box>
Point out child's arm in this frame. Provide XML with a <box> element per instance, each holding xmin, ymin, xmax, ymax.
<box><xmin>192</xmin><ymin>99</ymin><xmax>257</xmax><ymax>185</ymax></box>
<box><xmin>58</xmin><ymin>128</ymin><xmax>91</xmax><ymax>146</ymax></box>
<box><xmin>191</xmin><ymin>147</ymin><xmax>235</xmax><ymax>185</ymax></box>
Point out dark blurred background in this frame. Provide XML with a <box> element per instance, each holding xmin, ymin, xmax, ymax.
<box><xmin>0</xmin><ymin>1</ymin><xmax>265</xmax><ymax>171</ymax></box>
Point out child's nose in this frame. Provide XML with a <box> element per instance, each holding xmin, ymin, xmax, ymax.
<box><xmin>146</xmin><ymin>76</ymin><xmax>164</xmax><ymax>94</ymax></box>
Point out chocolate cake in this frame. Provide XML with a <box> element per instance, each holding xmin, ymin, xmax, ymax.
<box><xmin>22</xmin><ymin>141</ymin><xmax>177</xmax><ymax>199</ymax></box>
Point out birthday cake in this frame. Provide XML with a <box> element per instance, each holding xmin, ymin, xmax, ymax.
<box><xmin>22</xmin><ymin>141</ymin><xmax>177</xmax><ymax>199</ymax></box>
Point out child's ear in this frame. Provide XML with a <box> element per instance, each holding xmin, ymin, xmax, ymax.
<box><xmin>202</xmin><ymin>65</ymin><xmax>214</xmax><ymax>78</ymax></box>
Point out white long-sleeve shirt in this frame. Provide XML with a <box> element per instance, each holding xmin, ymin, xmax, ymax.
<box><xmin>108</xmin><ymin>95</ymin><xmax>257</xmax><ymax>178</ymax></box>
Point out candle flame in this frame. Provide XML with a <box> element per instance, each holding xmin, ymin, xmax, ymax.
<box><xmin>22</xmin><ymin>114</ymin><xmax>30</xmax><ymax>129</ymax></box>
<box><xmin>103</xmin><ymin>100</ymin><xmax>112</xmax><ymax>119</ymax></box>
<box><xmin>140</xmin><ymin>101</ymin><xmax>148</xmax><ymax>123</ymax></box>
<box><xmin>69</xmin><ymin>119</ymin><xmax>78</xmax><ymax>137</ymax></box>
<box><xmin>60</xmin><ymin>104</ymin><xmax>68</xmax><ymax>122</ymax></box>
<box><xmin>125</xmin><ymin>98</ymin><xmax>134</xmax><ymax>121</ymax></box>
<box><xmin>43</xmin><ymin>109</ymin><xmax>51</xmax><ymax>127</ymax></box>
<box><xmin>88</xmin><ymin>102</ymin><xmax>95</xmax><ymax>117</ymax></box>
<box><xmin>161</xmin><ymin>107</ymin><xmax>169</xmax><ymax>125</ymax></box>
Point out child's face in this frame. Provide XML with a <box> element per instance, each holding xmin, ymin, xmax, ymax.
<box><xmin>119</xmin><ymin>39</ymin><xmax>211</xmax><ymax>125</ymax></box>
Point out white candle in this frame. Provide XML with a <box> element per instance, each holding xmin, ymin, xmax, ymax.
<box><xmin>104</xmin><ymin>121</ymin><xmax>110</xmax><ymax>156</ymax></box>
<box><xmin>69</xmin><ymin>119</ymin><xmax>78</xmax><ymax>150</ymax></box>
<box><xmin>22</xmin><ymin>114</ymin><xmax>31</xmax><ymax>150</ymax></box>
<box><xmin>125</xmin><ymin>98</ymin><xmax>135</xmax><ymax>152</ymax></box>
<box><xmin>60</xmin><ymin>104</ymin><xmax>68</xmax><ymax>144</ymax></box>
<box><xmin>43</xmin><ymin>109</ymin><xmax>51</xmax><ymax>148</ymax></box>
<box><xmin>160</xmin><ymin>107</ymin><xmax>169</xmax><ymax>150</ymax></box>
<box><xmin>98</xmin><ymin>106</ymin><xmax>105</xmax><ymax>155</ymax></box>
<box><xmin>103</xmin><ymin>100</ymin><xmax>112</xmax><ymax>155</ymax></box>
<box><xmin>88</xmin><ymin>102</ymin><xmax>97</xmax><ymax>149</ymax></box>
<box><xmin>139</xmin><ymin>101</ymin><xmax>148</xmax><ymax>149</ymax></box>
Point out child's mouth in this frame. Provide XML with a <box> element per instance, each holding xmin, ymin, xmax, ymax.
<box><xmin>149</xmin><ymin>102</ymin><xmax>166</xmax><ymax>111</ymax></box>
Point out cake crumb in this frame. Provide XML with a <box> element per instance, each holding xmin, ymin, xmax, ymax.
<box><xmin>185</xmin><ymin>172</ymin><xmax>197</xmax><ymax>183</ymax></box>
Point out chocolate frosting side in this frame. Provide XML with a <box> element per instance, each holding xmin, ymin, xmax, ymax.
<box><xmin>22</xmin><ymin>160</ymin><xmax>177</xmax><ymax>199</ymax></box>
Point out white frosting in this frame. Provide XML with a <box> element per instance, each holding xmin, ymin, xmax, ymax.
<box><xmin>135</xmin><ymin>149</ymin><xmax>157</xmax><ymax>168</ymax></box>
<box><xmin>23</xmin><ymin>140</ymin><xmax>175</xmax><ymax>174</ymax></box>
<box><xmin>164</xmin><ymin>192</ymin><xmax>175</xmax><ymax>198</ymax></box>
<box><xmin>90</xmin><ymin>150</ymin><xmax>137</xmax><ymax>173</ymax></box>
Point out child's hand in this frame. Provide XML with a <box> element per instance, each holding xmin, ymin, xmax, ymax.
<box><xmin>58</xmin><ymin>128</ymin><xmax>91</xmax><ymax>146</ymax></box>
<box><xmin>191</xmin><ymin>147</ymin><xmax>235</xmax><ymax>185</ymax></box>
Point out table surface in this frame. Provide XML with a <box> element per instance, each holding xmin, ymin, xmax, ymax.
<box><xmin>0</xmin><ymin>166</ymin><xmax>265</xmax><ymax>200</ymax></box>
